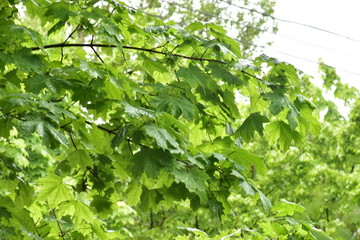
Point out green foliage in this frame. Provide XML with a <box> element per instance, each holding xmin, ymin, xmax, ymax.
<box><xmin>0</xmin><ymin>0</ymin><xmax>346</xmax><ymax>239</ymax></box>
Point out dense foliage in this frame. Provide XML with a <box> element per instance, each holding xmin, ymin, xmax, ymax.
<box><xmin>0</xmin><ymin>0</ymin><xmax>358</xmax><ymax>239</ymax></box>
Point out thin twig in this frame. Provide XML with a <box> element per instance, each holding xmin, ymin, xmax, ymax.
<box><xmin>86</xmin><ymin>166</ymin><xmax>103</xmax><ymax>183</ymax></box>
<box><xmin>60</xmin><ymin>47</ymin><xmax>64</xmax><ymax>63</ymax></box>
<box><xmin>50</xmin><ymin>94</ymin><xmax>67</xmax><ymax>102</ymax></box>
<box><xmin>84</xmin><ymin>121</ymin><xmax>152</xmax><ymax>150</ymax></box>
<box><xmin>60</xmin><ymin>24</ymin><xmax>80</xmax><ymax>63</ymax></box>
<box><xmin>63</xmin><ymin>24</ymin><xmax>81</xmax><ymax>44</ymax></box>
<box><xmin>127</xmin><ymin>138</ymin><xmax>150</xmax><ymax>149</ymax></box>
<box><xmin>52</xmin><ymin>209</ymin><xmax>65</xmax><ymax>239</ymax></box>
<box><xmin>85</xmin><ymin>120</ymin><xmax>117</xmax><ymax>135</ymax></box>
<box><xmin>173</xmin><ymin>69</ymin><xmax>181</xmax><ymax>82</ymax></box>
<box><xmin>62</xmin><ymin>129</ymin><xmax>77</xmax><ymax>150</ymax></box>
<box><xmin>127</xmin><ymin>139</ymin><xmax>134</xmax><ymax>156</ymax></box>
<box><xmin>60</xmin><ymin>121</ymin><xmax>72</xmax><ymax>129</ymax></box>
<box><xmin>69</xmin><ymin>132</ymin><xmax>77</xmax><ymax>150</ymax></box>
<box><xmin>151</xmin><ymin>40</ymin><xmax>170</xmax><ymax>50</ymax></box>
<box><xmin>150</xmin><ymin>210</ymin><xmax>154</xmax><ymax>229</ymax></box>
<box><xmin>90</xmin><ymin>36</ymin><xmax>105</xmax><ymax>63</ymax></box>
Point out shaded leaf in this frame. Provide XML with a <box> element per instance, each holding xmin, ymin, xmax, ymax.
<box><xmin>151</xmin><ymin>92</ymin><xmax>198</xmax><ymax>121</ymax></box>
<box><xmin>144</xmin><ymin>124</ymin><xmax>183</xmax><ymax>154</ymax></box>
<box><xmin>265</xmin><ymin>121</ymin><xmax>301</xmax><ymax>150</ymax></box>
<box><xmin>20</xmin><ymin>120</ymin><xmax>68</xmax><ymax>148</ymax></box>
<box><xmin>67</xmin><ymin>150</ymin><xmax>92</xmax><ymax>168</ymax></box>
<box><xmin>172</xmin><ymin>168</ymin><xmax>209</xmax><ymax>204</ymax></box>
<box><xmin>132</xmin><ymin>148</ymin><xmax>175</xmax><ymax>179</ymax></box>
<box><xmin>236</xmin><ymin>112</ymin><xmax>269</xmax><ymax>142</ymax></box>
<box><xmin>126</xmin><ymin>181</ymin><xmax>142</xmax><ymax>206</ymax></box>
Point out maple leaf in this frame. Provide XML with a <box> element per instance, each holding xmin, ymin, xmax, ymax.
<box><xmin>236</xmin><ymin>112</ymin><xmax>269</xmax><ymax>142</ymax></box>
<box><xmin>36</xmin><ymin>175</ymin><xmax>73</xmax><ymax>208</ymax></box>
<box><xmin>172</xmin><ymin>168</ymin><xmax>210</xmax><ymax>204</ymax></box>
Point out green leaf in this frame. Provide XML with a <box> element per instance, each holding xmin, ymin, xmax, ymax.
<box><xmin>47</xmin><ymin>19</ymin><xmax>68</xmax><ymax>36</ymax></box>
<box><xmin>236</xmin><ymin>112</ymin><xmax>269</xmax><ymax>142</ymax></box>
<box><xmin>178</xmin><ymin>64</ymin><xmax>214</xmax><ymax>89</ymax></box>
<box><xmin>13</xmin><ymin>49</ymin><xmax>44</xmax><ymax>73</ymax></box>
<box><xmin>304</xmin><ymin>224</ymin><xmax>332</xmax><ymax>240</ymax></box>
<box><xmin>123</xmin><ymin>102</ymin><xmax>157</xmax><ymax>119</ymax></box>
<box><xmin>225</xmin><ymin>122</ymin><xmax>235</xmax><ymax>135</ymax></box>
<box><xmin>144</xmin><ymin>57</ymin><xmax>168</xmax><ymax>76</ymax></box>
<box><xmin>37</xmin><ymin>175</ymin><xmax>73</xmax><ymax>208</ymax></box>
<box><xmin>0</xmin><ymin>118</ymin><xmax>12</xmax><ymax>138</ymax></box>
<box><xmin>100</xmin><ymin>17</ymin><xmax>123</xmax><ymax>49</ymax></box>
<box><xmin>58</xmin><ymin>200</ymin><xmax>95</xmax><ymax>225</ymax></box>
<box><xmin>286</xmin><ymin>107</ymin><xmax>299</xmax><ymax>130</ymax></box>
<box><xmin>44</xmin><ymin>2</ymin><xmax>74</xmax><ymax>21</ymax></box>
<box><xmin>225</xmin><ymin>148</ymin><xmax>266</xmax><ymax>175</ymax></box>
<box><xmin>23</xmin><ymin>26</ymin><xmax>44</xmax><ymax>47</ymax></box>
<box><xmin>207</xmin><ymin>23</ymin><xmax>242</xmax><ymax>57</ymax></box>
<box><xmin>15</xmin><ymin>181</ymin><xmax>34</xmax><ymax>208</ymax></box>
<box><xmin>207</xmin><ymin>63</ymin><xmax>243</xmax><ymax>86</ymax></box>
<box><xmin>25</xmin><ymin>74</ymin><xmax>73</xmax><ymax>94</ymax></box>
<box><xmin>90</xmin><ymin>195</ymin><xmax>113</xmax><ymax>216</ymax></box>
<box><xmin>151</xmin><ymin>92</ymin><xmax>198</xmax><ymax>121</ymax></box>
<box><xmin>221</xmin><ymin>90</ymin><xmax>239</xmax><ymax>117</ymax></box>
<box><xmin>111</xmin><ymin>124</ymin><xmax>133</xmax><ymax>148</ymax></box>
<box><xmin>132</xmin><ymin>148</ymin><xmax>175</xmax><ymax>179</ymax></box>
<box><xmin>231</xmin><ymin>170</ymin><xmax>255</xmax><ymax>195</ymax></box>
<box><xmin>67</xmin><ymin>150</ymin><xmax>93</xmax><ymax>169</ymax></box>
<box><xmin>38</xmin><ymin>101</ymin><xmax>76</xmax><ymax>120</ymax></box>
<box><xmin>263</xmin><ymin>90</ymin><xmax>289</xmax><ymax>115</ymax></box>
<box><xmin>79</xmin><ymin>60</ymin><xmax>104</xmax><ymax>79</ymax></box>
<box><xmin>178</xmin><ymin>227</ymin><xmax>208</xmax><ymax>238</ymax></box>
<box><xmin>20</xmin><ymin>120</ymin><xmax>68</xmax><ymax>148</ymax></box>
<box><xmin>139</xmin><ymin>187</ymin><xmax>157</xmax><ymax>210</ymax></box>
<box><xmin>144</xmin><ymin>124</ymin><xmax>183</xmax><ymax>154</ymax></box>
<box><xmin>185</xmin><ymin>21</ymin><xmax>206</xmax><ymax>32</ymax></box>
<box><xmin>203</xmin><ymin>39</ymin><xmax>236</xmax><ymax>58</ymax></box>
<box><xmin>265</xmin><ymin>121</ymin><xmax>301</xmax><ymax>150</ymax></box>
<box><xmin>273</xmin><ymin>199</ymin><xmax>305</xmax><ymax>217</ymax></box>
<box><xmin>126</xmin><ymin>181</ymin><xmax>142</xmax><ymax>206</ymax></box>
<box><xmin>172</xmin><ymin>168</ymin><xmax>209</xmax><ymax>204</ymax></box>
<box><xmin>259</xmin><ymin>191</ymin><xmax>272</xmax><ymax>212</ymax></box>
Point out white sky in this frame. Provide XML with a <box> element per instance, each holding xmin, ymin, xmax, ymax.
<box><xmin>260</xmin><ymin>0</ymin><xmax>360</xmax><ymax>90</ymax></box>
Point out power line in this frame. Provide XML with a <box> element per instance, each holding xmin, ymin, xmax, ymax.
<box><xmin>164</xmin><ymin>1</ymin><xmax>359</xmax><ymax>59</ymax></box>
<box><xmin>237</xmin><ymin>40</ymin><xmax>360</xmax><ymax>77</ymax></box>
<box><xmin>221</xmin><ymin>0</ymin><xmax>360</xmax><ymax>44</ymax></box>
<box><xmin>135</xmin><ymin>1</ymin><xmax>360</xmax><ymax>76</ymax></box>
<box><xmin>159</xmin><ymin>1</ymin><xmax>360</xmax><ymax>74</ymax></box>
<box><xmin>263</xmin><ymin>33</ymin><xmax>360</xmax><ymax>60</ymax></box>
<box><xmin>165</xmin><ymin>1</ymin><xmax>265</xmax><ymax>33</ymax></box>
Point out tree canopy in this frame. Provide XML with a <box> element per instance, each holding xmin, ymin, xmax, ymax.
<box><xmin>0</xmin><ymin>0</ymin><xmax>359</xmax><ymax>239</ymax></box>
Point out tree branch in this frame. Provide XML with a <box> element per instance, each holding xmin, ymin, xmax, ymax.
<box><xmin>84</xmin><ymin>121</ymin><xmax>150</xmax><ymax>149</ymax></box>
<box><xmin>85</xmin><ymin>120</ymin><xmax>117</xmax><ymax>135</ymax></box>
<box><xmin>31</xmin><ymin>42</ymin><xmax>263</xmax><ymax>81</ymax></box>
<box><xmin>31</xmin><ymin>43</ymin><xmax>226</xmax><ymax>64</ymax></box>
<box><xmin>90</xmin><ymin>36</ymin><xmax>104</xmax><ymax>63</ymax></box>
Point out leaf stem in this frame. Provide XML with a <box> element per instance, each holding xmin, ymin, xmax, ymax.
<box><xmin>51</xmin><ymin>209</ymin><xmax>65</xmax><ymax>239</ymax></box>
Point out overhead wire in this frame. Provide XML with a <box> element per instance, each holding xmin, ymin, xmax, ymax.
<box><xmin>221</xmin><ymin>0</ymin><xmax>360</xmax><ymax>44</ymax></box>
<box><xmin>237</xmin><ymin>40</ymin><xmax>360</xmax><ymax>77</ymax></box>
<box><xmin>165</xmin><ymin>0</ymin><xmax>360</xmax><ymax>60</ymax></box>
<box><xmin>165</xmin><ymin>1</ymin><xmax>265</xmax><ymax>32</ymax></box>
<box><xmin>157</xmin><ymin>0</ymin><xmax>360</xmax><ymax>77</ymax></box>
